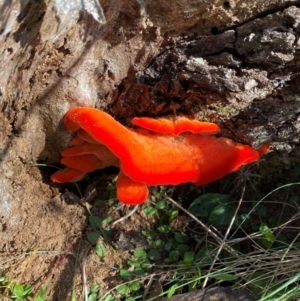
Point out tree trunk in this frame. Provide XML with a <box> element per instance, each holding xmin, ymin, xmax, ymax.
<box><xmin>1</xmin><ymin>0</ymin><xmax>300</xmax><ymax>299</ymax></box>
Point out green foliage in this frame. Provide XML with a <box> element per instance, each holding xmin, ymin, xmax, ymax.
<box><xmin>115</xmin><ymin>281</ymin><xmax>140</xmax><ymax>299</ymax></box>
<box><xmin>87</xmin><ymin>283</ymin><xmax>117</xmax><ymax>301</ymax></box>
<box><xmin>11</xmin><ymin>283</ymin><xmax>32</xmax><ymax>300</ymax></box>
<box><xmin>167</xmin><ymin>283</ymin><xmax>178</xmax><ymax>298</ymax></box>
<box><xmin>87</xmin><ymin>231</ymin><xmax>101</xmax><ymax>244</ymax></box>
<box><xmin>188</xmin><ymin>193</ymin><xmax>236</xmax><ymax>227</ymax></box>
<box><xmin>213</xmin><ymin>273</ymin><xmax>238</xmax><ymax>281</ymax></box>
<box><xmin>25</xmin><ymin>174</ymin><xmax>300</xmax><ymax>300</ymax></box>
<box><xmin>147</xmin><ymin>249</ymin><xmax>161</xmax><ymax>261</ymax></box>
<box><xmin>86</xmin><ymin>210</ymin><xmax>114</xmax><ymax>250</ymax></box>
<box><xmin>95</xmin><ymin>243</ymin><xmax>106</xmax><ymax>257</ymax></box>
<box><xmin>0</xmin><ymin>273</ymin><xmax>45</xmax><ymax>301</ymax></box>
<box><xmin>188</xmin><ymin>193</ymin><xmax>232</xmax><ymax>217</ymax></box>
<box><xmin>34</xmin><ymin>285</ymin><xmax>47</xmax><ymax>301</ymax></box>
<box><xmin>259</xmin><ymin>222</ymin><xmax>275</xmax><ymax>248</ymax></box>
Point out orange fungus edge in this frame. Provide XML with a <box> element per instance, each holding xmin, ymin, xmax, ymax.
<box><xmin>51</xmin><ymin>167</ymin><xmax>86</xmax><ymax>183</ymax></box>
<box><xmin>116</xmin><ymin>171</ymin><xmax>149</xmax><ymax>205</ymax></box>
<box><xmin>132</xmin><ymin>116</ymin><xmax>220</xmax><ymax>135</ymax></box>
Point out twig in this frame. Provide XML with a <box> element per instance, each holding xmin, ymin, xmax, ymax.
<box><xmin>112</xmin><ymin>205</ymin><xmax>139</xmax><ymax>226</ymax></box>
<box><xmin>32</xmin><ymin>236</ymin><xmax>82</xmax><ymax>298</ymax></box>
<box><xmin>80</xmin><ymin>248</ymin><xmax>89</xmax><ymax>301</ymax></box>
<box><xmin>165</xmin><ymin>196</ymin><xmax>239</xmax><ymax>257</ymax></box>
<box><xmin>142</xmin><ymin>274</ymin><xmax>155</xmax><ymax>301</ymax></box>
<box><xmin>202</xmin><ymin>184</ymin><xmax>245</xmax><ymax>288</ymax></box>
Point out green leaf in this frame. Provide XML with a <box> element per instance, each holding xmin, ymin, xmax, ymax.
<box><xmin>176</xmin><ymin>244</ymin><xmax>190</xmax><ymax>257</ymax></box>
<box><xmin>156</xmin><ymin>200</ymin><xmax>167</xmax><ymax>209</ymax></box>
<box><xmin>104</xmin><ymin>294</ymin><xmax>116</xmax><ymax>301</ymax></box>
<box><xmin>195</xmin><ymin>243</ymin><xmax>215</xmax><ymax>262</ymax></box>
<box><xmin>11</xmin><ymin>283</ymin><xmax>32</xmax><ymax>299</ymax></box>
<box><xmin>157</xmin><ymin>225</ymin><xmax>171</xmax><ymax>233</ymax></box>
<box><xmin>12</xmin><ymin>284</ymin><xmax>24</xmax><ymax>297</ymax></box>
<box><xmin>108</xmin><ymin>198</ymin><xmax>116</xmax><ymax>206</ymax></box>
<box><xmin>259</xmin><ymin>222</ymin><xmax>275</xmax><ymax>248</ymax></box>
<box><xmin>183</xmin><ymin>252</ymin><xmax>194</xmax><ymax>265</ymax></box>
<box><xmin>164</xmin><ymin>242</ymin><xmax>172</xmax><ymax>251</ymax></box>
<box><xmin>132</xmin><ymin>268</ymin><xmax>146</xmax><ymax>277</ymax></box>
<box><xmin>89</xmin><ymin>216</ymin><xmax>102</xmax><ymax>228</ymax></box>
<box><xmin>34</xmin><ymin>284</ymin><xmax>47</xmax><ymax>301</ymax></box>
<box><xmin>167</xmin><ymin>283</ymin><xmax>178</xmax><ymax>298</ymax></box>
<box><xmin>94</xmin><ymin>199</ymin><xmax>105</xmax><ymax>207</ymax></box>
<box><xmin>116</xmin><ymin>284</ymin><xmax>130</xmax><ymax>295</ymax></box>
<box><xmin>134</xmin><ymin>249</ymin><xmax>147</xmax><ymax>259</ymax></box>
<box><xmin>166</xmin><ymin>250</ymin><xmax>180</xmax><ymax>262</ymax></box>
<box><xmin>107</xmin><ymin>184</ymin><xmax>116</xmax><ymax>191</ymax></box>
<box><xmin>147</xmin><ymin>249</ymin><xmax>161</xmax><ymax>261</ymax></box>
<box><xmin>208</xmin><ymin>204</ymin><xmax>235</xmax><ymax>227</ymax></box>
<box><xmin>102</xmin><ymin>216</ymin><xmax>113</xmax><ymax>224</ymax></box>
<box><xmin>140</xmin><ymin>260</ymin><xmax>151</xmax><ymax>269</ymax></box>
<box><xmin>101</xmin><ymin>228</ymin><xmax>114</xmax><ymax>239</ymax></box>
<box><xmin>155</xmin><ymin>239</ymin><xmax>164</xmax><ymax>249</ymax></box>
<box><xmin>120</xmin><ymin>269</ymin><xmax>132</xmax><ymax>280</ymax></box>
<box><xmin>128</xmin><ymin>280</ymin><xmax>140</xmax><ymax>291</ymax></box>
<box><xmin>22</xmin><ymin>284</ymin><xmax>32</xmax><ymax>296</ymax></box>
<box><xmin>95</xmin><ymin>243</ymin><xmax>106</xmax><ymax>257</ymax></box>
<box><xmin>90</xmin><ymin>283</ymin><xmax>100</xmax><ymax>294</ymax></box>
<box><xmin>260</xmin><ymin>223</ymin><xmax>275</xmax><ymax>241</ymax></box>
<box><xmin>0</xmin><ymin>276</ymin><xmax>9</xmax><ymax>285</ymax></box>
<box><xmin>169</xmin><ymin>209</ymin><xmax>178</xmax><ymax>221</ymax></box>
<box><xmin>174</xmin><ymin>232</ymin><xmax>190</xmax><ymax>243</ymax></box>
<box><xmin>142</xmin><ymin>229</ymin><xmax>157</xmax><ymax>239</ymax></box>
<box><xmin>87</xmin><ymin>231</ymin><xmax>100</xmax><ymax>244</ymax></box>
<box><xmin>213</xmin><ymin>273</ymin><xmax>238</xmax><ymax>281</ymax></box>
<box><xmin>88</xmin><ymin>293</ymin><xmax>98</xmax><ymax>301</ymax></box>
<box><xmin>143</xmin><ymin>206</ymin><xmax>157</xmax><ymax>216</ymax></box>
<box><xmin>239</xmin><ymin>213</ymin><xmax>250</xmax><ymax>223</ymax></box>
<box><xmin>188</xmin><ymin>193</ymin><xmax>232</xmax><ymax>217</ymax></box>
<box><xmin>127</xmin><ymin>259</ymin><xmax>141</xmax><ymax>268</ymax></box>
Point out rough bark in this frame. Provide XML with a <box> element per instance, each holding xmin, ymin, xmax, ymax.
<box><xmin>1</xmin><ymin>0</ymin><xmax>300</xmax><ymax>299</ymax></box>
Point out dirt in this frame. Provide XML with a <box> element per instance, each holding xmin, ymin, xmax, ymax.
<box><xmin>0</xmin><ymin>172</ymin><xmax>157</xmax><ymax>300</ymax></box>
<box><xmin>1</xmin><ymin>1</ymin><xmax>300</xmax><ymax>300</ymax></box>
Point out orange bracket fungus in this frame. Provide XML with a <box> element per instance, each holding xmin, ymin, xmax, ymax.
<box><xmin>51</xmin><ymin>107</ymin><xmax>269</xmax><ymax>205</ymax></box>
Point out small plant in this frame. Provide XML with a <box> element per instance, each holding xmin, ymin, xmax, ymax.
<box><xmin>30</xmin><ymin>163</ymin><xmax>300</xmax><ymax>300</ymax></box>
<box><xmin>0</xmin><ymin>272</ymin><xmax>46</xmax><ymax>301</ymax></box>
<box><xmin>87</xmin><ymin>283</ymin><xmax>117</xmax><ymax>301</ymax></box>
<box><xmin>187</xmin><ymin>193</ymin><xmax>236</xmax><ymax>227</ymax></box>
<box><xmin>86</xmin><ymin>199</ymin><xmax>114</xmax><ymax>249</ymax></box>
